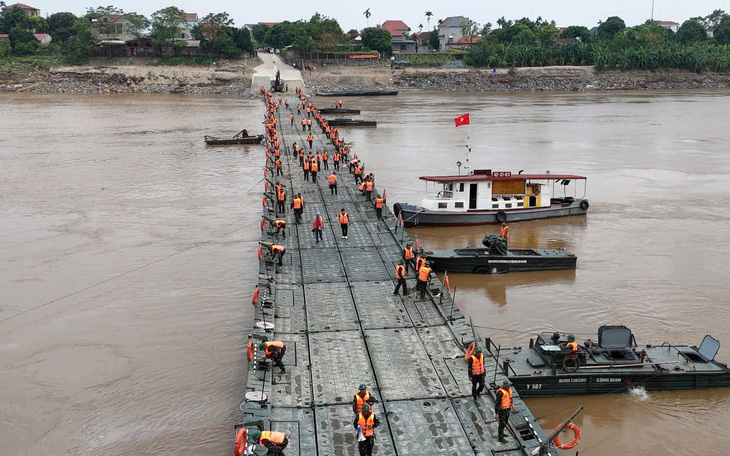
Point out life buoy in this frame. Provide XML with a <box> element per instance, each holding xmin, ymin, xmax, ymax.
<box><xmin>247</xmin><ymin>340</ymin><xmax>255</xmax><ymax>362</ymax></box>
<box><xmin>251</xmin><ymin>286</ymin><xmax>259</xmax><ymax>305</ymax></box>
<box><xmin>464</xmin><ymin>342</ymin><xmax>475</xmax><ymax>361</ymax></box>
<box><xmin>495</xmin><ymin>211</ymin><xmax>507</xmax><ymax>223</ymax></box>
<box><xmin>580</xmin><ymin>200</ymin><xmax>590</xmax><ymax>210</ymax></box>
<box><xmin>264</xmin><ymin>168</ymin><xmax>268</xmax><ymax>177</ymax></box>
<box><xmin>262</xmin><ymin>196</ymin><xmax>267</xmax><ymax>208</ymax></box>
<box><xmin>562</xmin><ymin>356</ymin><xmax>580</xmax><ymax>373</ymax></box>
<box><xmin>552</xmin><ymin>422</ymin><xmax>581</xmax><ymax>450</ymax></box>
<box><xmin>257</xmin><ymin>245</ymin><xmax>263</xmax><ymax>261</ymax></box>
<box><xmin>234</xmin><ymin>427</ymin><xmax>248</xmax><ymax>456</ymax></box>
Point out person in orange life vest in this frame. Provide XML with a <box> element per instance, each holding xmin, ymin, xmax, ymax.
<box><xmin>403</xmin><ymin>243</ymin><xmax>415</xmax><ymax>274</ymax></box>
<box><xmin>307</xmin><ymin>133</ymin><xmax>313</xmax><ymax>149</ymax></box>
<box><xmin>374</xmin><ymin>194</ymin><xmax>385</xmax><ymax>220</ymax></box>
<box><xmin>500</xmin><ymin>222</ymin><xmax>510</xmax><ymax>239</ymax></box>
<box><xmin>364</xmin><ymin>179</ymin><xmax>374</xmax><ymax>200</ymax></box>
<box><xmin>322</xmin><ymin>151</ymin><xmax>329</xmax><ymax>170</ymax></box>
<box><xmin>333</xmin><ymin>152</ymin><xmax>340</xmax><ymax>170</ymax></box>
<box><xmin>312</xmin><ymin>212</ymin><xmax>324</xmax><ymax>244</ymax></box>
<box><xmin>291</xmin><ymin>194</ymin><xmax>304</xmax><ymax>224</ymax></box>
<box><xmin>292</xmin><ymin>141</ymin><xmax>299</xmax><ymax>157</ymax></box>
<box><xmin>275</xmin><ymin>158</ymin><xmax>282</xmax><ymax>176</ymax></box>
<box><xmin>290</xmin><ymin>113</ymin><xmax>294</xmax><ymax>125</ymax></box>
<box><xmin>353</xmin><ymin>404</ymin><xmax>380</xmax><ymax>456</ymax></box>
<box><xmin>306</xmin><ymin>106</ymin><xmax>311</xmax><ymax>117</ymax></box>
<box><xmin>277</xmin><ymin>188</ymin><xmax>286</xmax><ymax>213</ymax></box>
<box><xmin>270</xmin><ymin>244</ymin><xmax>286</xmax><ymax>266</ymax></box>
<box><xmin>353</xmin><ymin>164</ymin><xmax>363</xmax><ymax>185</ymax></box>
<box><xmin>297</xmin><ymin>104</ymin><xmax>301</xmax><ymax>114</ymax></box>
<box><xmin>298</xmin><ymin>149</ymin><xmax>304</xmax><ymax>166</ymax></box>
<box><xmin>310</xmin><ymin>159</ymin><xmax>319</xmax><ymax>184</ymax></box>
<box><xmin>328</xmin><ymin>171</ymin><xmax>338</xmax><ymax>195</ymax></box>
<box><xmin>561</xmin><ymin>334</ymin><xmax>579</xmax><ymax>355</ymax></box>
<box><xmin>302</xmin><ymin>158</ymin><xmax>310</xmax><ymax>181</ymax></box>
<box><xmin>260</xmin><ymin>340</ymin><xmax>286</xmax><ymax>371</ymax></box>
<box><xmin>468</xmin><ymin>345</ymin><xmax>486</xmax><ymax>399</ymax></box>
<box><xmin>495</xmin><ymin>379</ymin><xmax>516</xmax><ymax>443</ymax></box>
<box><xmin>338</xmin><ymin>208</ymin><xmax>350</xmax><ymax>239</ymax></box>
<box><xmin>285</xmin><ymin>99</ymin><xmax>289</xmax><ymax>109</ymax></box>
<box><xmin>306</xmin><ymin>119</ymin><xmax>312</xmax><ymax>131</ymax></box>
<box><xmin>301</xmin><ymin>118</ymin><xmax>306</xmax><ymax>131</ymax></box>
<box><xmin>248</xmin><ymin>430</ymin><xmax>288</xmax><ymax>456</ymax></box>
<box><xmin>352</xmin><ymin>384</ymin><xmax>376</xmax><ymax>415</ymax></box>
<box><xmin>393</xmin><ymin>260</ymin><xmax>409</xmax><ymax>296</ymax></box>
<box><xmin>272</xmin><ymin>218</ymin><xmax>286</xmax><ymax>239</ymax></box>
<box><xmin>415</xmin><ymin>255</ymin><xmax>426</xmax><ymax>273</ymax></box>
<box><xmin>417</xmin><ymin>260</ymin><xmax>432</xmax><ymax>299</ymax></box>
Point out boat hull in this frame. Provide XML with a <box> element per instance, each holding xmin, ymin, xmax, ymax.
<box><xmin>318</xmin><ymin>108</ymin><xmax>361</xmax><ymax>114</ymax></box>
<box><xmin>315</xmin><ymin>90</ymin><xmax>398</xmax><ymax>96</ymax></box>
<box><xmin>393</xmin><ymin>200</ymin><xmax>589</xmax><ymax>226</ymax></box>
<box><xmin>204</xmin><ymin>135</ymin><xmax>264</xmax><ymax>145</ymax></box>
<box><xmin>326</xmin><ymin>119</ymin><xmax>377</xmax><ymax>127</ymax></box>
<box><xmin>511</xmin><ymin>371</ymin><xmax>730</xmax><ymax>398</ymax></box>
<box><xmin>426</xmin><ymin>250</ymin><xmax>577</xmax><ymax>274</ymax></box>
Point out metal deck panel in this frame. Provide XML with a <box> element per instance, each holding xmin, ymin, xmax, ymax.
<box><xmin>299</xmin><ymin>248</ymin><xmax>347</xmax><ymax>283</ymax></box>
<box><xmin>314</xmin><ymin>404</ymin><xmax>397</xmax><ymax>456</ymax></box>
<box><xmin>304</xmin><ymin>282</ymin><xmax>359</xmax><ymax>332</ymax></box>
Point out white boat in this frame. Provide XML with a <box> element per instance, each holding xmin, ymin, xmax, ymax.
<box><xmin>393</xmin><ymin>169</ymin><xmax>589</xmax><ymax>226</ymax></box>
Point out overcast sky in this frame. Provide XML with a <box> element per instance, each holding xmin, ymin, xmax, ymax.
<box><xmin>29</xmin><ymin>1</ymin><xmax>727</xmax><ymax>30</ymax></box>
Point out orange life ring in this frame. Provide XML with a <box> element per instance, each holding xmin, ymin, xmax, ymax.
<box><xmin>552</xmin><ymin>422</ymin><xmax>581</xmax><ymax>450</ymax></box>
<box><xmin>234</xmin><ymin>427</ymin><xmax>248</xmax><ymax>456</ymax></box>
<box><xmin>251</xmin><ymin>286</ymin><xmax>259</xmax><ymax>305</ymax></box>
<box><xmin>247</xmin><ymin>340</ymin><xmax>255</xmax><ymax>363</ymax></box>
<box><xmin>257</xmin><ymin>245</ymin><xmax>263</xmax><ymax>261</ymax></box>
<box><xmin>262</xmin><ymin>196</ymin><xmax>267</xmax><ymax>208</ymax></box>
<box><xmin>464</xmin><ymin>342</ymin><xmax>475</xmax><ymax>361</ymax></box>
<box><xmin>260</xmin><ymin>218</ymin><xmax>265</xmax><ymax>231</ymax></box>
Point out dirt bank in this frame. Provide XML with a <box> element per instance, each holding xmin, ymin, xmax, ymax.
<box><xmin>304</xmin><ymin>65</ymin><xmax>730</xmax><ymax>93</ymax></box>
<box><xmin>0</xmin><ymin>56</ymin><xmax>262</xmax><ymax>95</ymax></box>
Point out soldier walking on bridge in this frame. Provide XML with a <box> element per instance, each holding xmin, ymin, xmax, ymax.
<box><xmin>328</xmin><ymin>171</ymin><xmax>338</xmax><ymax>195</ymax></box>
<box><xmin>495</xmin><ymin>379</ymin><xmax>516</xmax><ymax>443</ymax></box>
<box><xmin>468</xmin><ymin>346</ymin><xmax>486</xmax><ymax>399</ymax></box>
<box><xmin>338</xmin><ymin>208</ymin><xmax>350</xmax><ymax>239</ymax></box>
<box><xmin>393</xmin><ymin>260</ymin><xmax>409</xmax><ymax>296</ymax></box>
<box><xmin>417</xmin><ymin>260</ymin><xmax>433</xmax><ymax>299</ymax></box>
<box><xmin>353</xmin><ymin>404</ymin><xmax>380</xmax><ymax>456</ymax></box>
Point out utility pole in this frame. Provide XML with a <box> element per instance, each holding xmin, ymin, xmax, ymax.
<box><xmin>651</xmin><ymin>0</ymin><xmax>655</xmax><ymax>21</ymax></box>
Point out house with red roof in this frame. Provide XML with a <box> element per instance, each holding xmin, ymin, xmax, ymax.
<box><xmin>380</xmin><ymin>20</ymin><xmax>416</xmax><ymax>53</ymax></box>
<box><xmin>655</xmin><ymin>20</ymin><xmax>680</xmax><ymax>33</ymax></box>
<box><xmin>3</xmin><ymin>3</ymin><xmax>41</xmax><ymax>16</ymax></box>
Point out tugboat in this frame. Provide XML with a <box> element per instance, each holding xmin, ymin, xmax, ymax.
<box><xmin>425</xmin><ymin>234</ymin><xmax>577</xmax><ymax>274</ymax></box>
<box><xmin>490</xmin><ymin>325</ymin><xmax>730</xmax><ymax>397</ymax></box>
<box><xmin>204</xmin><ymin>129</ymin><xmax>263</xmax><ymax>146</ymax></box>
<box><xmin>393</xmin><ymin>169</ymin><xmax>588</xmax><ymax>226</ymax></box>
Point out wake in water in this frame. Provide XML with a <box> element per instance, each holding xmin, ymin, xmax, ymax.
<box><xmin>629</xmin><ymin>386</ymin><xmax>649</xmax><ymax>401</ymax></box>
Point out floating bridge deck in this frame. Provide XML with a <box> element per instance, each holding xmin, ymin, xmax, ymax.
<box><xmin>242</xmin><ymin>92</ymin><xmax>552</xmax><ymax>456</ymax></box>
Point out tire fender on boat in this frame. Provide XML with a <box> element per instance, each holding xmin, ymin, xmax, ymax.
<box><xmin>234</xmin><ymin>427</ymin><xmax>248</xmax><ymax>456</ymax></box>
<box><xmin>247</xmin><ymin>340</ymin><xmax>255</xmax><ymax>363</ymax></box>
<box><xmin>495</xmin><ymin>211</ymin><xmax>507</xmax><ymax>223</ymax></box>
<box><xmin>552</xmin><ymin>422</ymin><xmax>581</xmax><ymax>450</ymax></box>
<box><xmin>580</xmin><ymin>200</ymin><xmax>590</xmax><ymax>210</ymax></box>
<box><xmin>464</xmin><ymin>342</ymin><xmax>475</xmax><ymax>361</ymax></box>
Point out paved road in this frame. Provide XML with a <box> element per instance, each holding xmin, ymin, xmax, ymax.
<box><xmin>252</xmin><ymin>52</ymin><xmax>303</xmax><ymax>89</ymax></box>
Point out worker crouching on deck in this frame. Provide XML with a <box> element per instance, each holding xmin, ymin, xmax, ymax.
<box><xmin>495</xmin><ymin>379</ymin><xmax>516</xmax><ymax>443</ymax></box>
<box><xmin>248</xmin><ymin>430</ymin><xmax>288</xmax><ymax>456</ymax></box>
<box><xmin>353</xmin><ymin>404</ymin><xmax>380</xmax><ymax>456</ymax></box>
<box><xmin>270</xmin><ymin>244</ymin><xmax>286</xmax><ymax>266</ymax></box>
<box><xmin>468</xmin><ymin>346</ymin><xmax>486</xmax><ymax>399</ymax></box>
<box><xmin>260</xmin><ymin>340</ymin><xmax>287</xmax><ymax>373</ymax></box>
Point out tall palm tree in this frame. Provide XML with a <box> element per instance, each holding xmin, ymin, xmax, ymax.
<box><xmin>0</xmin><ymin>1</ymin><xmax>6</xmax><ymax>7</ymax></box>
<box><xmin>363</xmin><ymin>8</ymin><xmax>371</xmax><ymax>28</ymax></box>
<box><xmin>425</xmin><ymin>11</ymin><xmax>433</xmax><ymax>31</ymax></box>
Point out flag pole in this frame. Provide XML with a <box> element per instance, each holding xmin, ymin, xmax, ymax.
<box><xmin>466</xmin><ymin>122</ymin><xmax>471</xmax><ymax>175</ymax></box>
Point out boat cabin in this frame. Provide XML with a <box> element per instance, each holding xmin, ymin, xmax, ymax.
<box><xmin>418</xmin><ymin>170</ymin><xmax>587</xmax><ymax>212</ymax></box>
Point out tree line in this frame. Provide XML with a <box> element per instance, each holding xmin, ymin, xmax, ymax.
<box><xmin>463</xmin><ymin>12</ymin><xmax>730</xmax><ymax>72</ymax></box>
<box><xmin>0</xmin><ymin>5</ymin><xmax>255</xmax><ymax>62</ymax></box>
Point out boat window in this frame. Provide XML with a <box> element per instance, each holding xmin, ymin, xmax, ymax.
<box><xmin>492</xmin><ymin>204</ymin><xmax>499</xmax><ymax>209</ymax></box>
<box><xmin>445</xmin><ymin>183</ymin><xmax>453</xmax><ymax>191</ymax></box>
<box><xmin>517</xmin><ymin>202</ymin><xmax>523</xmax><ymax>207</ymax></box>
<box><xmin>438</xmin><ymin>202</ymin><xmax>448</xmax><ymax>209</ymax></box>
<box><xmin>491</xmin><ymin>197</ymin><xmax>498</xmax><ymax>202</ymax></box>
<box><xmin>503</xmin><ymin>196</ymin><xmax>511</xmax><ymax>201</ymax></box>
<box><xmin>505</xmin><ymin>203</ymin><xmax>512</xmax><ymax>208</ymax></box>
<box><xmin>459</xmin><ymin>183</ymin><xmax>465</xmax><ymax>192</ymax></box>
<box><xmin>514</xmin><ymin>196</ymin><xmax>523</xmax><ymax>200</ymax></box>
<box><xmin>454</xmin><ymin>202</ymin><xmax>464</xmax><ymax>208</ymax></box>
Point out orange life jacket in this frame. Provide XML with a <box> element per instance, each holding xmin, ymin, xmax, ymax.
<box><xmin>259</xmin><ymin>430</ymin><xmax>286</xmax><ymax>445</ymax></box>
<box><xmin>328</xmin><ymin>174</ymin><xmax>337</xmax><ymax>184</ymax></box>
<box><xmin>396</xmin><ymin>264</ymin><xmax>405</xmax><ymax>279</ymax></box>
<box><xmin>357</xmin><ymin>413</ymin><xmax>375</xmax><ymax>437</ymax></box>
<box><xmin>404</xmin><ymin>246</ymin><xmax>414</xmax><ymax>260</ymax></box>
<box><xmin>354</xmin><ymin>166</ymin><xmax>361</xmax><ymax>175</ymax></box>
<box><xmin>338</xmin><ymin>212</ymin><xmax>349</xmax><ymax>224</ymax></box>
<box><xmin>274</xmin><ymin>220</ymin><xmax>286</xmax><ymax>228</ymax></box>
<box><xmin>375</xmin><ymin>197</ymin><xmax>383</xmax><ymax>208</ymax></box>
<box><xmin>567</xmin><ymin>341</ymin><xmax>578</xmax><ymax>352</ymax></box>
<box><xmin>271</xmin><ymin>245</ymin><xmax>285</xmax><ymax>254</ymax></box>
<box><xmin>366</xmin><ymin>181</ymin><xmax>373</xmax><ymax>191</ymax></box>
<box><xmin>354</xmin><ymin>391</ymin><xmax>371</xmax><ymax>414</ymax></box>
<box><xmin>323</xmin><ymin>152</ymin><xmax>328</xmax><ymax>160</ymax></box>
<box><xmin>334</xmin><ymin>153</ymin><xmax>340</xmax><ymax>161</ymax></box>
<box><xmin>275</xmin><ymin>159</ymin><xmax>281</xmax><ymax>167</ymax></box>
<box><xmin>311</xmin><ymin>162</ymin><xmax>318</xmax><ymax>172</ymax></box>
<box><xmin>303</xmin><ymin>161</ymin><xmax>309</xmax><ymax>171</ymax></box>
<box><xmin>264</xmin><ymin>340</ymin><xmax>284</xmax><ymax>356</ymax></box>
<box><xmin>416</xmin><ymin>257</ymin><xmax>425</xmax><ymax>271</ymax></box>
<box><xmin>277</xmin><ymin>191</ymin><xmax>286</xmax><ymax>202</ymax></box>
<box><xmin>471</xmin><ymin>353</ymin><xmax>485</xmax><ymax>375</ymax></box>
<box><xmin>418</xmin><ymin>265</ymin><xmax>431</xmax><ymax>282</ymax></box>
<box><xmin>500</xmin><ymin>225</ymin><xmax>510</xmax><ymax>238</ymax></box>
<box><xmin>497</xmin><ymin>387</ymin><xmax>513</xmax><ymax>409</ymax></box>
<box><xmin>293</xmin><ymin>198</ymin><xmax>302</xmax><ymax>209</ymax></box>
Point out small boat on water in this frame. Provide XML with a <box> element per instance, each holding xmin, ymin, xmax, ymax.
<box><xmin>326</xmin><ymin>118</ymin><xmax>377</xmax><ymax>128</ymax></box>
<box><xmin>425</xmin><ymin>234</ymin><xmax>577</xmax><ymax>274</ymax></box>
<box><xmin>204</xmin><ymin>129</ymin><xmax>263</xmax><ymax>146</ymax></box>
<box><xmin>393</xmin><ymin>169</ymin><xmax>589</xmax><ymax>226</ymax></box>
<box><xmin>491</xmin><ymin>325</ymin><xmax>730</xmax><ymax>397</ymax></box>
<box><xmin>315</xmin><ymin>90</ymin><xmax>398</xmax><ymax>96</ymax></box>
<box><xmin>318</xmin><ymin>108</ymin><xmax>361</xmax><ymax>115</ymax></box>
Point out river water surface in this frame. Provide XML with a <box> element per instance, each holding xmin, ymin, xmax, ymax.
<box><xmin>1</xmin><ymin>90</ymin><xmax>729</xmax><ymax>456</ymax></box>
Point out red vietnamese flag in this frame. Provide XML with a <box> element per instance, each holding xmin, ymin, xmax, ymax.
<box><xmin>454</xmin><ymin>113</ymin><xmax>470</xmax><ymax>127</ymax></box>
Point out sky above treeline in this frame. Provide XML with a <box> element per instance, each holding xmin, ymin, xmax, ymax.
<box><xmin>25</xmin><ymin>0</ymin><xmax>727</xmax><ymax>31</ymax></box>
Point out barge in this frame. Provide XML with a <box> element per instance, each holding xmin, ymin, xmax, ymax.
<box><xmin>315</xmin><ymin>90</ymin><xmax>398</xmax><ymax>96</ymax></box>
<box><xmin>325</xmin><ymin>118</ymin><xmax>377</xmax><ymax>127</ymax></box>
<box><xmin>497</xmin><ymin>326</ymin><xmax>730</xmax><ymax>397</ymax></box>
<box><xmin>426</xmin><ymin>234</ymin><xmax>577</xmax><ymax>274</ymax></box>
<box><xmin>318</xmin><ymin>108</ymin><xmax>361</xmax><ymax>115</ymax></box>
<box><xmin>204</xmin><ymin>129</ymin><xmax>263</xmax><ymax>145</ymax></box>
<box><xmin>393</xmin><ymin>169</ymin><xmax>588</xmax><ymax>226</ymax></box>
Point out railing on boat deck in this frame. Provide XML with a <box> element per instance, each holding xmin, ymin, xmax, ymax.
<box><xmin>660</xmin><ymin>342</ymin><xmax>697</xmax><ymax>371</ymax></box>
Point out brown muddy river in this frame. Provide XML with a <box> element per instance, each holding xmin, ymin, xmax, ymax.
<box><xmin>1</xmin><ymin>90</ymin><xmax>729</xmax><ymax>456</ymax></box>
